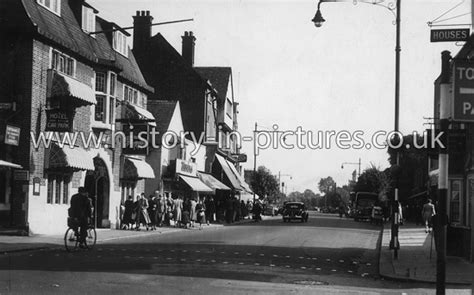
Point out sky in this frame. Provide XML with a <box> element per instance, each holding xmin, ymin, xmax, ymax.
<box><xmin>89</xmin><ymin>0</ymin><xmax>471</xmax><ymax>194</ymax></box>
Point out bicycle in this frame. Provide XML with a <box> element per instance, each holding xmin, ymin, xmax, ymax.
<box><xmin>64</xmin><ymin>217</ymin><xmax>97</xmax><ymax>252</ymax></box>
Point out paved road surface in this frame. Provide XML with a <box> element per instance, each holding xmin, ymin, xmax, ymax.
<box><xmin>0</xmin><ymin>212</ymin><xmax>470</xmax><ymax>294</ymax></box>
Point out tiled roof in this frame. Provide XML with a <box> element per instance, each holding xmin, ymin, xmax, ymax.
<box><xmin>133</xmin><ymin>33</ymin><xmax>211</xmax><ymax>136</ymax></box>
<box><xmin>194</xmin><ymin>67</ymin><xmax>231</xmax><ymax>103</ymax></box>
<box><xmin>133</xmin><ymin>33</ymin><xmax>208</xmax><ymax>94</ymax></box>
<box><xmin>16</xmin><ymin>0</ymin><xmax>152</xmax><ymax>92</ymax></box>
<box><xmin>147</xmin><ymin>100</ymin><xmax>179</xmax><ymax>136</ymax></box>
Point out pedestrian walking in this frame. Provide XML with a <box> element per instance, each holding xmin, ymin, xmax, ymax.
<box><xmin>190</xmin><ymin>197</ymin><xmax>197</xmax><ymax>228</ymax></box>
<box><xmin>121</xmin><ymin>195</ymin><xmax>135</xmax><ymax>230</ymax></box>
<box><xmin>157</xmin><ymin>193</ymin><xmax>166</xmax><ymax>227</ymax></box>
<box><xmin>136</xmin><ymin>194</ymin><xmax>151</xmax><ymax>230</ymax></box>
<box><xmin>253</xmin><ymin>199</ymin><xmax>262</xmax><ymax>222</ymax></box>
<box><xmin>246</xmin><ymin>200</ymin><xmax>252</xmax><ymax>220</ymax></box>
<box><xmin>241</xmin><ymin>200</ymin><xmax>247</xmax><ymax>221</ymax></box>
<box><xmin>225</xmin><ymin>196</ymin><xmax>233</xmax><ymax>224</ymax></box>
<box><xmin>174</xmin><ymin>195</ymin><xmax>183</xmax><ymax>228</ymax></box>
<box><xmin>148</xmin><ymin>193</ymin><xmax>159</xmax><ymax>230</ymax></box>
<box><xmin>166</xmin><ymin>195</ymin><xmax>174</xmax><ymax>226</ymax></box>
<box><xmin>196</xmin><ymin>199</ymin><xmax>206</xmax><ymax>229</ymax></box>
<box><xmin>182</xmin><ymin>197</ymin><xmax>191</xmax><ymax>229</ymax></box>
<box><xmin>205</xmin><ymin>196</ymin><xmax>216</xmax><ymax>223</ymax></box>
<box><xmin>422</xmin><ymin>199</ymin><xmax>436</xmax><ymax>233</ymax></box>
<box><xmin>233</xmin><ymin>197</ymin><xmax>240</xmax><ymax>222</ymax></box>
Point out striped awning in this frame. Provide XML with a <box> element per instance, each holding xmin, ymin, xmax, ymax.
<box><xmin>215</xmin><ymin>154</ymin><xmax>242</xmax><ymax>191</ymax></box>
<box><xmin>198</xmin><ymin>172</ymin><xmax>230</xmax><ymax>191</ymax></box>
<box><xmin>128</xmin><ymin>104</ymin><xmax>156</xmax><ymax>127</ymax></box>
<box><xmin>124</xmin><ymin>157</ymin><xmax>155</xmax><ymax>179</ymax></box>
<box><xmin>48</xmin><ymin>144</ymin><xmax>95</xmax><ymax>170</ymax></box>
<box><xmin>178</xmin><ymin>174</ymin><xmax>214</xmax><ymax>194</ymax></box>
<box><xmin>0</xmin><ymin>160</ymin><xmax>23</xmax><ymax>169</ymax></box>
<box><xmin>49</xmin><ymin>70</ymin><xmax>96</xmax><ymax>105</ymax></box>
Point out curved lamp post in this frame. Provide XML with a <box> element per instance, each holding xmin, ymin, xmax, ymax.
<box><xmin>341</xmin><ymin>158</ymin><xmax>361</xmax><ymax>178</ymax></box>
<box><xmin>312</xmin><ymin>0</ymin><xmax>403</xmax><ymax>266</ymax></box>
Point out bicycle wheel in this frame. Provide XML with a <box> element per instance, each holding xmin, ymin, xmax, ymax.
<box><xmin>85</xmin><ymin>226</ymin><xmax>97</xmax><ymax>249</ymax></box>
<box><xmin>64</xmin><ymin>227</ymin><xmax>78</xmax><ymax>252</ymax></box>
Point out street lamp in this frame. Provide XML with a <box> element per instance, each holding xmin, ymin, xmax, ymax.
<box><xmin>311</xmin><ymin>2</ymin><xmax>325</xmax><ymax>27</ymax></box>
<box><xmin>341</xmin><ymin>158</ymin><xmax>361</xmax><ymax>178</ymax></box>
<box><xmin>313</xmin><ymin>0</ymin><xmax>402</xmax><ymax>265</ymax></box>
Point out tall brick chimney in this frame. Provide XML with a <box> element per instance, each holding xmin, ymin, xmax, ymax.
<box><xmin>182</xmin><ymin>31</ymin><xmax>196</xmax><ymax>67</ymax></box>
<box><xmin>133</xmin><ymin>10</ymin><xmax>153</xmax><ymax>51</ymax></box>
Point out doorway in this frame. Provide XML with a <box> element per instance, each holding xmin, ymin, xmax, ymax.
<box><xmin>84</xmin><ymin>157</ymin><xmax>110</xmax><ymax>228</ymax></box>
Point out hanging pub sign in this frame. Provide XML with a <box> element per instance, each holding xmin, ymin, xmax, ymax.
<box><xmin>45</xmin><ymin>109</ymin><xmax>74</xmax><ymax>132</ymax></box>
<box><xmin>122</xmin><ymin>123</ymin><xmax>149</xmax><ymax>155</ymax></box>
<box><xmin>5</xmin><ymin>125</ymin><xmax>20</xmax><ymax>146</ymax></box>
<box><xmin>430</xmin><ymin>28</ymin><xmax>469</xmax><ymax>42</ymax></box>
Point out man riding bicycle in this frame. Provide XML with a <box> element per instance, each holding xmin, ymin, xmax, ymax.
<box><xmin>69</xmin><ymin>187</ymin><xmax>93</xmax><ymax>247</ymax></box>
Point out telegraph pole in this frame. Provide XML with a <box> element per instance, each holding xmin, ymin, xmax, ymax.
<box><xmin>436</xmin><ymin>50</ymin><xmax>451</xmax><ymax>295</ymax></box>
<box><xmin>253</xmin><ymin>122</ymin><xmax>257</xmax><ymax>204</ymax></box>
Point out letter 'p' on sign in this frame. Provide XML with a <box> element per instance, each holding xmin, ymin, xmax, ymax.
<box><xmin>453</xmin><ymin>60</ymin><xmax>474</xmax><ymax>121</ymax></box>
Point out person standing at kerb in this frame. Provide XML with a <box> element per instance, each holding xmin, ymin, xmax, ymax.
<box><xmin>422</xmin><ymin>199</ymin><xmax>436</xmax><ymax>233</ymax></box>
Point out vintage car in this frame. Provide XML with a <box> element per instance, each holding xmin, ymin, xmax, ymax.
<box><xmin>263</xmin><ymin>205</ymin><xmax>278</xmax><ymax>216</ymax></box>
<box><xmin>282</xmin><ymin>202</ymin><xmax>309</xmax><ymax>223</ymax></box>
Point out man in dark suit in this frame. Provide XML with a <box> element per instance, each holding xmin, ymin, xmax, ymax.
<box><xmin>70</xmin><ymin>187</ymin><xmax>93</xmax><ymax>246</ymax></box>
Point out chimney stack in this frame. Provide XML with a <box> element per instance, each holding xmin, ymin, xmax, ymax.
<box><xmin>133</xmin><ymin>10</ymin><xmax>153</xmax><ymax>51</ymax></box>
<box><xmin>182</xmin><ymin>31</ymin><xmax>196</xmax><ymax>67</ymax></box>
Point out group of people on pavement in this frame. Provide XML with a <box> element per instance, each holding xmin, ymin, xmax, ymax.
<box><xmin>120</xmin><ymin>192</ymin><xmax>265</xmax><ymax>230</ymax></box>
<box><xmin>121</xmin><ymin>191</ymin><xmax>218</xmax><ymax>231</ymax></box>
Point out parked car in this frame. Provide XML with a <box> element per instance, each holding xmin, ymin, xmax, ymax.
<box><xmin>263</xmin><ymin>205</ymin><xmax>278</xmax><ymax>216</ymax></box>
<box><xmin>282</xmin><ymin>202</ymin><xmax>309</xmax><ymax>223</ymax></box>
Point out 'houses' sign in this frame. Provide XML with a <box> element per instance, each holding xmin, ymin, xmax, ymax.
<box><xmin>430</xmin><ymin>29</ymin><xmax>469</xmax><ymax>42</ymax></box>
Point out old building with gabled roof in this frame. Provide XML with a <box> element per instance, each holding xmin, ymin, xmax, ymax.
<box><xmin>0</xmin><ymin>0</ymin><xmax>155</xmax><ymax>234</ymax></box>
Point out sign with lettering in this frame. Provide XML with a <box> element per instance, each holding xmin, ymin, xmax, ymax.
<box><xmin>46</xmin><ymin>109</ymin><xmax>74</xmax><ymax>132</ymax></box>
<box><xmin>5</xmin><ymin>125</ymin><xmax>20</xmax><ymax>146</ymax></box>
<box><xmin>431</xmin><ymin>29</ymin><xmax>469</xmax><ymax>42</ymax></box>
<box><xmin>232</xmin><ymin>153</ymin><xmax>247</xmax><ymax>163</ymax></box>
<box><xmin>453</xmin><ymin>60</ymin><xmax>474</xmax><ymax>121</ymax></box>
<box><xmin>13</xmin><ymin>170</ymin><xmax>29</xmax><ymax>181</ymax></box>
<box><xmin>0</xmin><ymin>102</ymin><xmax>16</xmax><ymax>110</ymax></box>
<box><xmin>175</xmin><ymin>159</ymin><xmax>197</xmax><ymax>177</ymax></box>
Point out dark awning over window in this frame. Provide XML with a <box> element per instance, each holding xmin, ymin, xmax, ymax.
<box><xmin>48</xmin><ymin>70</ymin><xmax>96</xmax><ymax>105</ymax></box>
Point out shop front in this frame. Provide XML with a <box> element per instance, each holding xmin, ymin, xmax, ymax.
<box><xmin>0</xmin><ymin>159</ymin><xmax>23</xmax><ymax>228</ymax></box>
<box><xmin>120</xmin><ymin>156</ymin><xmax>155</xmax><ymax>203</ymax></box>
<box><xmin>172</xmin><ymin>159</ymin><xmax>213</xmax><ymax>200</ymax></box>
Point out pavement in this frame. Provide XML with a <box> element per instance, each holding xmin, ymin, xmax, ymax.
<box><xmin>379</xmin><ymin>221</ymin><xmax>474</xmax><ymax>285</ymax></box>
<box><xmin>0</xmin><ymin>218</ymin><xmax>256</xmax><ymax>254</ymax></box>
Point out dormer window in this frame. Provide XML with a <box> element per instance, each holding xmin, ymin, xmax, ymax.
<box><xmin>113</xmin><ymin>30</ymin><xmax>128</xmax><ymax>56</ymax></box>
<box><xmin>82</xmin><ymin>6</ymin><xmax>95</xmax><ymax>33</ymax></box>
<box><xmin>37</xmin><ymin>0</ymin><xmax>61</xmax><ymax>15</ymax></box>
<box><xmin>51</xmin><ymin>50</ymin><xmax>75</xmax><ymax>77</ymax></box>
